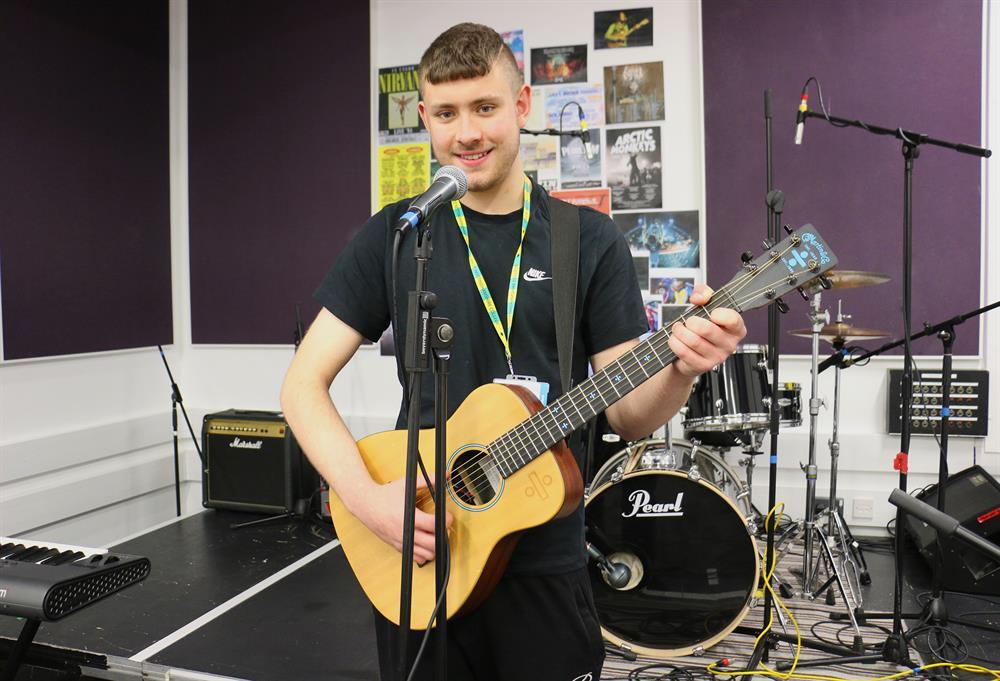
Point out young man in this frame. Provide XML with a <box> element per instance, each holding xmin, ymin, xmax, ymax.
<box><xmin>281</xmin><ymin>23</ymin><xmax>746</xmax><ymax>681</ymax></box>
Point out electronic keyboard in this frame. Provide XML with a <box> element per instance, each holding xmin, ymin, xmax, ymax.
<box><xmin>0</xmin><ymin>537</ymin><xmax>150</xmax><ymax>621</ymax></box>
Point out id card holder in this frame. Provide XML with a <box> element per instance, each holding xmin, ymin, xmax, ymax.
<box><xmin>493</xmin><ymin>374</ymin><xmax>550</xmax><ymax>405</ymax></box>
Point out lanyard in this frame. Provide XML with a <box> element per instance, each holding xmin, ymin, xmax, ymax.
<box><xmin>452</xmin><ymin>175</ymin><xmax>532</xmax><ymax>376</ymax></box>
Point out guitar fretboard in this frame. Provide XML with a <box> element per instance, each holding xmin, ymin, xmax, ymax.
<box><xmin>487</xmin><ymin>287</ymin><xmax>741</xmax><ymax>477</ymax></box>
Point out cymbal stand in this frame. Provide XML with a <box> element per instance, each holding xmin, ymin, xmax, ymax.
<box><xmin>799</xmin><ymin>291</ymin><xmax>828</xmax><ymax>589</ymax></box>
<box><xmin>789</xmin><ymin>296</ymin><xmax>864</xmax><ymax>648</ymax></box>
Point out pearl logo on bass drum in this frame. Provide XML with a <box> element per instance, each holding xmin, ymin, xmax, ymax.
<box><xmin>622</xmin><ymin>490</ymin><xmax>684</xmax><ymax>518</ymax></box>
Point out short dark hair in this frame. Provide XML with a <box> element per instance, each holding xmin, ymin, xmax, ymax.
<box><xmin>419</xmin><ymin>23</ymin><xmax>523</xmax><ymax>94</ymax></box>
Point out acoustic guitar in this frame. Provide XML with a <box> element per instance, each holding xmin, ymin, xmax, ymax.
<box><xmin>328</xmin><ymin>225</ymin><xmax>838</xmax><ymax>627</ymax></box>
<box><xmin>605</xmin><ymin>17</ymin><xmax>651</xmax><ymax>47</ymax></box>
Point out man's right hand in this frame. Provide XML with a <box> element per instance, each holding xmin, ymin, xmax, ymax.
<box><xmin>353</xmin><ymin>476</ymin><xmax>453</xmax><ymax>566</ymax></box>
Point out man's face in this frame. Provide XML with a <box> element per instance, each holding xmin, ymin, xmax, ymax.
<box><xmin>418</xmin><ymin>64</ymin><xmax>530</xmax><ymax>195</ymax></box>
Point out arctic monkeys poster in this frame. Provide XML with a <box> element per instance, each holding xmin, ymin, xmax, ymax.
<box><xmin>605</xmin><ymin>126</ymin><xmax>662</xmax><ymax>210</ymax></box>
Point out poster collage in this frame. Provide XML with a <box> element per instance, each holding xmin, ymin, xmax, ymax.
<box><xmin>376</xmin><ymin>7</ymin><xmax>701</xmax><ymax>349</ymax></box>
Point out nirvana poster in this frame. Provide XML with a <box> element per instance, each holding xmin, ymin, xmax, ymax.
<box><xmin>378</xmin><ymin>64</ymin><xmax>423</xmax><ymax>135</ymax></box>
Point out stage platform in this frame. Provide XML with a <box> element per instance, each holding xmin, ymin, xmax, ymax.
<box><xmin>2</xmin><ymin>511</ymin><xmax>998</xmax><ymax>680</ymax></box>
<box><xmin>0</xmin><ymin>510</ymin><xmax>376</xmax><ymax>680</ymax></box>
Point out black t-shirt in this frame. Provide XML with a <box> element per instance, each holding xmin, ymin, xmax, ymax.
<box><xmin>315</xmin><ymin>182</ymin><xmax>648</xmax><ymax>574</ymax></box>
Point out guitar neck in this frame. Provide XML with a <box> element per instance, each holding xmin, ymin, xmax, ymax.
<box><xmin>489</xmin><ymin>287</ymin><xmax>740</xmax><ymax>478</ymax></box>
<box><xmin>485</xmin><ymin>223</ymin><xmax>838</xmax><ymax>478</ymax></box>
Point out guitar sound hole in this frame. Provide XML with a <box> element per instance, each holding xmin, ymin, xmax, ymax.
<box><xmin>449</xmin><ymin>448</ymin><xmax>501</xmax><ymax>507</ymax></box>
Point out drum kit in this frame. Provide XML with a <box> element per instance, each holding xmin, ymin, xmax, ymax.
<box><xmin>584</xmin><ymin>270</ymin><xmax>892</xmax><ymax>660</ymax></box>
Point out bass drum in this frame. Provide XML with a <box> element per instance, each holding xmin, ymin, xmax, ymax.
<box><xmin>585</xmin><ymin>439</ymin><xmax>759</xmax><ymax>658</ymax></box>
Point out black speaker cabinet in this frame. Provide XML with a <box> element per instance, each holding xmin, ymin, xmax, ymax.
<box><xmin>202</xmin><ymin>409</ymin><xmax>319</xmax><ymax>514</ymax></box>
<box><xmin>903</xmin><ymin>465</ymin><xmax>1000</xmax><ymax>595</ymax></box>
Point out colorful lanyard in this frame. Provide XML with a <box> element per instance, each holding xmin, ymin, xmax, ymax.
<box><xmin>451</xmin><ymin>175</ymin><xmax>532</xmax><ymax>376</ymax></box>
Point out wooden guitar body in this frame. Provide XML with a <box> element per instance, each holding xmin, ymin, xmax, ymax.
<box><xmin>327</xmin><ymin>383</ymin><xmax>583</xmax><ymax>628</ymax></box>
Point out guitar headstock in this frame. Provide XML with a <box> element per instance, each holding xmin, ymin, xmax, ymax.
<box><xmin>716</xmin><ymin>224</ymin><xmax>838</xmax><ymax>313</ymax></box>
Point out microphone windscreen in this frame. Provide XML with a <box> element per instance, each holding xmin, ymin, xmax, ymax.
<box><xmin>433</xmin><ymin>165</ymin><xmax>468</xmax><ymax>200</ymax></box>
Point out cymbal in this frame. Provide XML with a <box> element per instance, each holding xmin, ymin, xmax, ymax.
<box><xmin>810</xmin><ymin>269</ymin><xmax>891</xmax><ymax>289</ymax></box>
<box><xmin>789</xmin><ymin>322</ymin><xmax>891</xmax><ymax>342</ymax></box>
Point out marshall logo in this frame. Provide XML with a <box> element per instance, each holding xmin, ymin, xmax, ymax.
<box><xmin>622</xmin><ymin>489</ymin><xmax>684</xmax><ymax>518</ymax></box>
<box><xmin>229</xmin><ymin>437</ymin><xmax>263</xmax><ymax>450</ymax></box>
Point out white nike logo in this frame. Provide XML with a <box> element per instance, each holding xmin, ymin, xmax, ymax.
<box><xmin>523</xmin><ymin>267</ymin><xmax>551</xmax><ymax>282</ymax></box>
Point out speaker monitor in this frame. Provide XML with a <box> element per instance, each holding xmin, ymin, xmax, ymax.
<box><xmin>903</xmin><ymin>465</ymin><xmax>1000</xmax><ymax>595</ymax></box>
<box><xmin>202</xmin><ymin>409</ymin><xmax>318</xmax><ymax>514</ymax></box>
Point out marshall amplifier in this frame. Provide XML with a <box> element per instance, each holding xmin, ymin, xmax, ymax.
<box><xmin>202</xmin><ymin>409</ymin><xmax>319</xmax><ymax>514</ymax></box>
<box><xmin>903</xmin><ymin>465</ymin><xmax>1000</xmax><ymax>595</ymax></box>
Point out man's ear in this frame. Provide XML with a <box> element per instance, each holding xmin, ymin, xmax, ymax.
<box><xmin>515</xmin><ymin>83</ymin><xmax>531</xmax><ymax>128</ymax></box>
<box><xmin>417</xmin><ymin>99</ymin><xmax>429</xmax><ymax>129</ymax></box>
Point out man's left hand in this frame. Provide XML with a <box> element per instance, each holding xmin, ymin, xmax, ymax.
<box><xmin>668</xmin><ymin>284</ymin><xmax>746</xmax><ymax>379</ymax></box>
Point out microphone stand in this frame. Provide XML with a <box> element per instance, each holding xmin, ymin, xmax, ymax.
<box><xmin>156</xmin><ymin>345</ymin><xmax>203</xmax><ymax>517</ymax></box>
<box><xmin>819</xmin><ymin>301</ymin><xmax>1000</xmax><ymax>643</ymax></box>
<box><xmin>396</xmin><ymin>223</ymin><xmax>454</xmax><ymax>681</ymax></box>
<box><xmin>742</xmin><ymin>92</ymin><xmax>855</xmax><ymax>679</ymax></box>
<box><xmin>784</xmin><ymin>100</ymin><xmax>991</xmax><ymax>671</ymax></box>
<box><xmin>744</xmin><ymin>89</ymin><xmax>794</xmax><ymax>676</ymax></box>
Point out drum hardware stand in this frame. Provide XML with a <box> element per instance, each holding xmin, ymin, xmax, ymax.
<box><xmin>790</xmin><ymin>298</ymin><xmax>868</xmax><ymax>609</ymax></box>
<box><xmin>779</xmin><ymin>78</ymin><xmax>990</xmax><ymax>673</ymax></box>
<box><xmin>823</xmin><ymin>309</ymin><xmax>871</xmax><ymax>588</ymax></box>
<box><xmin>797</xmin><ymin>290</ymin><xmax>829</xmax><ymax>591</ymax></box>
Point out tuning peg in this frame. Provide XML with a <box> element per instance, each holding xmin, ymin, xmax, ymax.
<box><xmin>797</xmin><ymin>286</ymin><xmax>809</xmax><ymax>301</ymax></box>
<box><xmin>741</xmin><ymin>251</ymin><xmax>754</xmax><ymax>263</ymax></box>
<box><xmin>783</xmin><ymin>224</ymin><xmax>794</xmax><ymax>235</ymax></box>
<box><xmin>776</xmin><ymin>297</ymin><xmax>790</xmax><ymax>314</ymax></box>
<box><xmin>819</xmin><ymin>276</ymin><xmax>832</xmax><ymax>290</ymax></box>
<box><xmin>761</xmin><ymin>239</ymin><xmax>773</xmax><ymax>250</ymax></box>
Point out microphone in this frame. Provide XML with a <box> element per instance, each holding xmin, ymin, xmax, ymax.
<box><xmin>395</xmin><ymin>165</ymin><xmax>468</xmax><ymax>233</ymax></box>
<box><xmin>794</xmin><ymin>90</ymin><xmax>809</xmax><ymax>145</ymax></box>
<box><xmin>577</xmin><ymin>107</ymin><xmax>593</xmax><ymax>160</ymax></box>
<box><xmin>889</xmin><ymin>489</ymin><xmax>1000</xmax><ymax>563</ymax></box>
<box><xmin>586</xmin><ymin>542</ymin><xmax>631</xmax><ymax>589</ymax></box>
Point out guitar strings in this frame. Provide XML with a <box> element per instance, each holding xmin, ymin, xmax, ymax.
<box><xmin>409</xmin><ymin>248</ymin><xmax>806</xmax><ymax>508</ymax></box>
<box><xmin>469</xmin><ymin>278</ymin><xmax>780</xmax><ymax>492</ymax></box>
<box><xmin>407</xmin><ymin>242</ymin><xmax>815</xmax><ymax>508</ymax></box>
<box><xmin>485</xmin><ymin>244</ymin><xmax>800</xmax><ymax>469</ymax></box>
<box><xmin>412</xmin><ymin>260</ymin><xmax>797</xmax><ymax>508</ymax></box>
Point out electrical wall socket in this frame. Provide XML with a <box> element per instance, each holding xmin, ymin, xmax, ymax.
<box><xmin>852</xmin><ymin>497</ymin><xmax>874</xmax><ymax>520</ymax></box>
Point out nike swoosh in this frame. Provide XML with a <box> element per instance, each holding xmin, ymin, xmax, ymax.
<box><xmin>523</xmin><ymin>272</ymin><xmax>552</xmax><ymax>281</ymax></box>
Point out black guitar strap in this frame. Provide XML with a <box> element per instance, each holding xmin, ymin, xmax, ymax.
<box><xmin>548</xmin><ymin>196</ymin><xmax>580</xmax><ymax>394</ymax></box>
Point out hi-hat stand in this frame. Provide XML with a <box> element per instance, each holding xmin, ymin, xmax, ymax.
<box><xmin>776</xmin><ymin>292</ymin><xmax>866</xmax><ymax>650</ymax></box>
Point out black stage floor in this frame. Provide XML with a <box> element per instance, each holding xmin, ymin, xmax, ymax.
<box><xmin>3</xmin><ymin>511</ymin><xmax>999</xmax><ymax>680</ymax></box>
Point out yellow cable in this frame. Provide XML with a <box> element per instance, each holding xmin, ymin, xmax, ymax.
<box><xmin>704</xmin><ymin>503</ymin><xmax>1000</xmax><ymax>681</ymax></box>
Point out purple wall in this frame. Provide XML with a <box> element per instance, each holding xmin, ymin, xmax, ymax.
<box><xmin>0</xmin><ymin>1</ymin><xmax>172</xmax><ymax>359</ymax></box>
<box><xmin>188</xmin><ymin>1</ymin><xmax>371</xmax><ymax>344</ymax></box>
<box><xmin>703</xmin><ymin>0</ymin><xmax>982</xmax><ymax>355</ymax></box>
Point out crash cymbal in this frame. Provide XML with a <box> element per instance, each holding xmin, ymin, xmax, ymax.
<box><xmin>789</xmin><ymin>322</ymin><xmax>891</xmax><ymax>342</ymax></box>
<box><xmin>809</xmin><ymin>269</ymin><xmax>891</xmax><ymax>290</ymax></box>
